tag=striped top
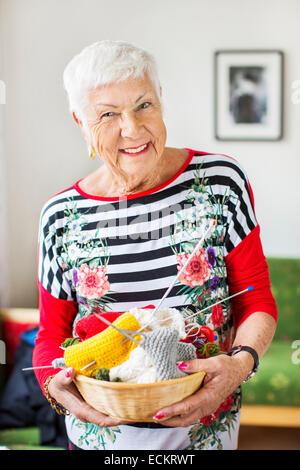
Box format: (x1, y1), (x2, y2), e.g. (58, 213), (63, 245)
(34, 149), (276, 450)
(38, 150), (256, 310)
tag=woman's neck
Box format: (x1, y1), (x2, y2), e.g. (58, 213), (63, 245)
(79, 147), (189, 197)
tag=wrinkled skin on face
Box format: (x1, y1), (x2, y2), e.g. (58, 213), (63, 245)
(75, 74), (171, 196)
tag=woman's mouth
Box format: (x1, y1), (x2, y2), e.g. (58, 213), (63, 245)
(119, 142), (150, 156)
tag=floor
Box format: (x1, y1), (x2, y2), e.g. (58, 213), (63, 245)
(238, 425), (300, 450)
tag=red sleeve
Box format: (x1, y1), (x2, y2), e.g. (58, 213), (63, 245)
(225, 224), (278, 328)
(32, 281), (78, 394)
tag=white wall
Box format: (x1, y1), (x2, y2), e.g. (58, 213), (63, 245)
(0, 91), (9, 309)
(1, 0), (300, 307)
(0, 0), (9, 307)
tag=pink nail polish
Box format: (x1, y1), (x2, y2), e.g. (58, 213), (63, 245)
(153, 412), (165, 420)
(65, 367), (73, 378)
(177, 361), (188, 370)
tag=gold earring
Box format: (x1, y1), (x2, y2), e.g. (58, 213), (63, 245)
(89, 145), (96, 160)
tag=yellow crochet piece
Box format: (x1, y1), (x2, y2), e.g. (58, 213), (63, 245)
(64, 312), (141, 376)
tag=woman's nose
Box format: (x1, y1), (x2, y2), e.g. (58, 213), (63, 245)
(120, 112), (140, 138)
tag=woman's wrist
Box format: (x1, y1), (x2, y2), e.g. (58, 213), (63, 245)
(44, 375), (70, 416)
(230, 350), (255, 383)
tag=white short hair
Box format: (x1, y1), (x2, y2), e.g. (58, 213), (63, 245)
(63, 40), (161, 127)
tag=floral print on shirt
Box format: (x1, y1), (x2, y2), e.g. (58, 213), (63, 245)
(58, 163), (241, 450)
(165, 163), (240, 449)
(169, 163), (235, 352)
(50, 197), (116, 320)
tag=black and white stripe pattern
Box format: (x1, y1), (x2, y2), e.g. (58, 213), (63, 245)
(38, 152), (257, 308)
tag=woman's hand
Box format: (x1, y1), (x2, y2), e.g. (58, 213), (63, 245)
(47, 367), (131, 427)
(153, 352), (253, 427)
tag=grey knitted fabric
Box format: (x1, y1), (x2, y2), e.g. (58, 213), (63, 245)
(176, 341), (198, 362)
(140, 327), (197, 381)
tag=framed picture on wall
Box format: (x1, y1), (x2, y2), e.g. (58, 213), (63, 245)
(214, 50), (283, 141)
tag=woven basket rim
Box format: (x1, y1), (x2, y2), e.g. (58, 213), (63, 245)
(75, 369), (206, 389)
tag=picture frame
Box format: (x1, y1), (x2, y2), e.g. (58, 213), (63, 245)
(214, 50), (283, 141)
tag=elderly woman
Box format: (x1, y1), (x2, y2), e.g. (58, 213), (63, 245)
(33, 40), (277, 451)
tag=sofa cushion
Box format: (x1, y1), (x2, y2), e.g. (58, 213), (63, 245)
(242, 341), (300, 407)
(268, 258), (300, 341)
(0, 427), (63, 450)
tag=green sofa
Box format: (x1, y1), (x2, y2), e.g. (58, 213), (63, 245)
(241, 258), (300, 426)
(0, 428), (60, 450)
(0, 258), (299, 448)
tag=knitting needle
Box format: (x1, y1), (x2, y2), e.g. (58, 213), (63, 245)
(94, 313), (142, 345)
(22, 357), (66, 371)
(148, 285), (255, 327)
(150, 222), (215, 318)
(23, 315), (143, 372)
(79, 314), (143, 371)
(123, 285), (255, 341)
(22, 365), (55, 371)
(23, 280), (253, 373)
(23, 362), (96, 372)
(122, 222), (215, 343)
(184, 286), (254, 321)
(80, 360), (98, 372)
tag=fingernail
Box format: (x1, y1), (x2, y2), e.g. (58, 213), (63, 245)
(177, 361), (188, 370)
(65, 367), (73, 378)
(153, 412), (165, 420)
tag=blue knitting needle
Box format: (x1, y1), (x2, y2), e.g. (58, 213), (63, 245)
(184, 286), (254, 321)
(133, 286), (255, 333)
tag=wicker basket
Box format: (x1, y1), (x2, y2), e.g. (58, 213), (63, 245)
(74, 370), (206, 422)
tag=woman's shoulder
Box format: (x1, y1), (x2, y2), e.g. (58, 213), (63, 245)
(188, 149), (250, 187)
(39, 183), (79, 228)
(189, 148), (240, 166)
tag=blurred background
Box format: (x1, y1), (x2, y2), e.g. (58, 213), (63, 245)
(0, 0), (299, 450)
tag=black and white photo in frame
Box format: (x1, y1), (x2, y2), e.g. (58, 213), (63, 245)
(214, 50), (283, 141)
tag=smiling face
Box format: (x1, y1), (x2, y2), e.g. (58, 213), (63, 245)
(80, 74), (167, 192)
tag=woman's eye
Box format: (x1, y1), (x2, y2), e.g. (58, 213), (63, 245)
(139, 102), (151, 110)
(100, 112), (116, 119)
